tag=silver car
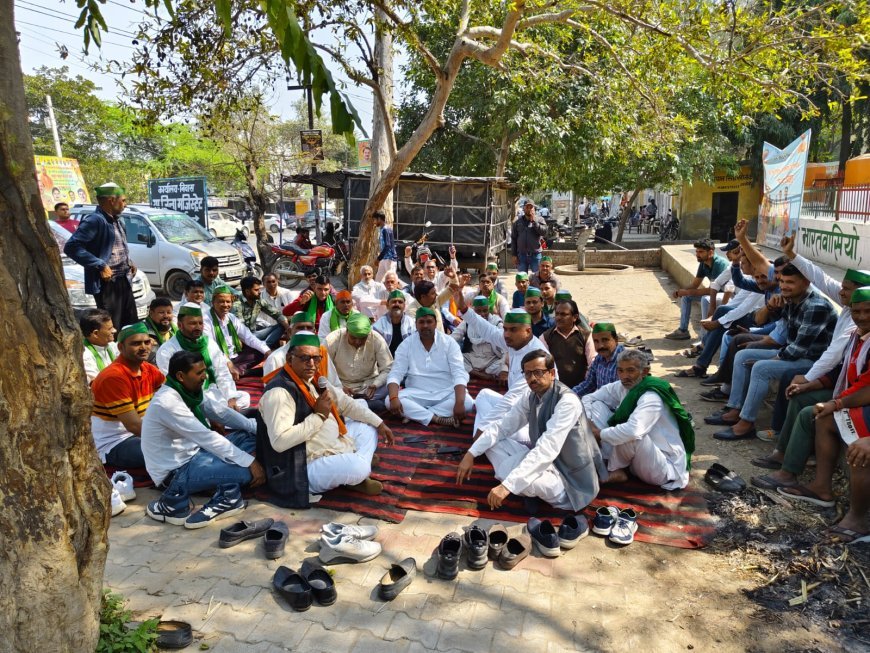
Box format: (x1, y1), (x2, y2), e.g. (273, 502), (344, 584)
(49, 220), (156, 319)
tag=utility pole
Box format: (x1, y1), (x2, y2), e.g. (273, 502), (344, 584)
(45, 94), (62, 158)
(287, 82), (322, 244)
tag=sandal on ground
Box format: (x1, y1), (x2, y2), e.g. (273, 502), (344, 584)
(750, 455), (782, 470)
(750, 474), (795, 490)
(674, 366), (707, 379)
(704, 464), (746, 493)
(825, 525), (870, 545)
(776, 485), (836, 508)
(625, 336), (644, 347)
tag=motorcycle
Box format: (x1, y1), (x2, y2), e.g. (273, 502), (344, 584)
(268, 238), (335, 288)
(660, 213), (681, 241)
(325, 225), (352, 285)
(231, 229), (263, 278)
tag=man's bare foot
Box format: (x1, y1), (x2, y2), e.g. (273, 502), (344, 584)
(604, 469), (629, 484)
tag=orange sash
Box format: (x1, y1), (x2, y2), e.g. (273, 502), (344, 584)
(281, 360), (347, 436)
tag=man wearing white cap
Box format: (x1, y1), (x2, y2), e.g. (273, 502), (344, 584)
(64, 182), (137, 330)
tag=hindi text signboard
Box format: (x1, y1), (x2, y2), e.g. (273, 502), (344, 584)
(148, 176), (208, 227)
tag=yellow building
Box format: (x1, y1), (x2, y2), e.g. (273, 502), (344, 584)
(676, 166), (762, 242)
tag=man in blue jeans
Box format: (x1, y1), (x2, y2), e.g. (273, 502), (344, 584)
(706, 263), (838, 440)
(142, 350), (266, 528)
(665, 238), (728, 341)
(511, 201), (547, 273)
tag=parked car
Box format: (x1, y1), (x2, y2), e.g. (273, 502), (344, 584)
(70, 204), (246, 299)
(208, 210), (248, 239)
(264, 212), (298, 233)
(48, 220), (155, 318)
(299, 209), (340, 229)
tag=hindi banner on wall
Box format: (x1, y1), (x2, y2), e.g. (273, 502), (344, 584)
(757, 129), (811, 249)
(35, 155), (90, 216)
(148, 176), (209, 227)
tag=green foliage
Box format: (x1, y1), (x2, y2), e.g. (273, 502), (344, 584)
(96, 590), (158, 653)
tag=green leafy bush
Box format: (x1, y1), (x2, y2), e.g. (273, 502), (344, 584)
(96, 590), (159, 653)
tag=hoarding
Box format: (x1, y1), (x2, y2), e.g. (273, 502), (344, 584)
(757, 129), (811, 249)
(35, 155), (90, 215)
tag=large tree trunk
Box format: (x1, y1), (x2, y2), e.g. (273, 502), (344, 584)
(244, 160), (272, 270)
(615, 188), (642, 243)
(0, 3), (109, 649)
(839, 94), (852, 175)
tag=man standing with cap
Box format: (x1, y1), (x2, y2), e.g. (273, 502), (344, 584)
(325, 313), (394, 411)
(511, 200), (547, 273)
(64, 182), (138, 331)
(373, 290), (416, 356)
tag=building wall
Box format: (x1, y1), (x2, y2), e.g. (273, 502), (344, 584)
(676, 167), (762, 240)
(797, 216), (866, 269)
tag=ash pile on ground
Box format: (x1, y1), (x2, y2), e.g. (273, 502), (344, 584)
(706, 476), (870, 651)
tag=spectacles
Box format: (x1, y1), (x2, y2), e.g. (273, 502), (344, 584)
(292, 354), (322, 364)
(522, 368), (550, 379)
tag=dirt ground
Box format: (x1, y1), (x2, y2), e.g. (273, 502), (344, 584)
(554, 267), (869, 653)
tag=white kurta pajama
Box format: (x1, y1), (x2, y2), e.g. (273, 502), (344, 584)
(460, 306), (550, 436)
(352, 279), (388, 320)
(581, 380), (689, 490)
(259, 379), (383, 494)
(387, 331), (473, 425)
(450, 314), (506, 376)
(469, 387), (590, 509)
(156, 335), (251, 411)
(207, 312), (270, 359)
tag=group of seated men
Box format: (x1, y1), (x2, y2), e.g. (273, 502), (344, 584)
(83, 252), (694, 530)
(669, 218), (869, 543)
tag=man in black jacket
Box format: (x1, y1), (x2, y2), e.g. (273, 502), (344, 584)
(511, 201), (547, 273)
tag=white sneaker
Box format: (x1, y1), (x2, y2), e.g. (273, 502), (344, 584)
(111, 471), (136, 502)
(111, 488), (127, 517)
(608, 509), (638, 545)
(321, 522), (379, 541)
(319, 532), (382, 564)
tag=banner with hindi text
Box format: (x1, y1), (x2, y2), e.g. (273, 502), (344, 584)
(757, 129), (811, 250)
(148, 176), (208, 227)
(35, 155), (90, 216)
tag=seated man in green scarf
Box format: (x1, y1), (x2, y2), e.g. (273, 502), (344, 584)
(208, 285), (272, 377)
(317, 289), (360, 343)
(582, 349), (693, 490)
(462, 273), (508, 319)
(325, 313), (393, 412)
(143, 298), (177, 364)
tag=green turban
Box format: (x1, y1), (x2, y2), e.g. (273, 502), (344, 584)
(525, 287), (542, 298)
(118, 322), (149, 342)
(541, 256), (553, 263)
(388, 289), (406, 301)
(178, 302), (203, 318)
(289, 331), (320, 349)
(515, 273), (529, 282)
(555, 290), (572, 301)
(851, 286), (870, 305)
(592, 322), (617, 335)
(415, 306), (437, 320)
(212, 285), (234, 298)
(94, 182), (125, 197)
(486, 263), (499, 271)
(346, 313), (372, 337)
(504, 309), (532, 324)
(472, 295), (489, 307)
(290, 311), (311, 324)
(845, 269), (870, 286)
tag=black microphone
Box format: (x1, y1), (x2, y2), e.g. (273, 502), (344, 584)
(316, 377), (329, 395)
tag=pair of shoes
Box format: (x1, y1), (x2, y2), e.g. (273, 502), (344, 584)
(665, 329), (691, 340)
(704, 410), (738, 426)
(699, 376), (723, 387)
(378, 557), (417, 600)
(219, 519), (289, 559)
(111, 471), (136, 502)
(592, 506), (639, 545)
(319, 523), (381, 564)
(704, 464), (746, 493)
(699, 388), (729, 403)
(713, 426), (756, 441)
(273, 565), (336, 611)
(111, 488), (126, 517)
(185, 484), (247, 529)
(526, 516), (589, 557)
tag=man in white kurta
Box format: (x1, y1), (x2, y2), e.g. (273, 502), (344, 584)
(387, 307), (473, 427)
(156, 303), (251, 412)
(207, 286), (271, 375)
(582, 349), (689, 490)
(325, 314), (393, 411)
(259, 332), (395, 495)
(457, 349), (603, 511)
(352, 265), (388, 319)
(317, 290), (358, 342)
(451, 296), (506, 378)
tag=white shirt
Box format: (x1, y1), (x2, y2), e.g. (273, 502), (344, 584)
(83, 341), (119, 385)
(462, 289), (510, 318)
(387, 331), (469, 393)
(353, 280), (388, 319)
(141, 384), (255, 485)
(470, 387), (583, 497)
(717, 288), (765, 327)
(317, 309), (353, 343)
(156, 335), (239, 403)
(206, 311), (270, 358)
(260, 286), (297, 326)
(709, 266), (736, 293)
(582, 380), (688, 490)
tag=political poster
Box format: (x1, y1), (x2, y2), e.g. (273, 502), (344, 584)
(757, 129), (811, 249)
(148, 176), (208, 227)
(300, 129), (324, 161)
(35, 155), (90, 216)
(357, 139), (372, 170)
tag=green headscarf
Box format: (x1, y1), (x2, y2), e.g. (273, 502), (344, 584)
(346, 312), (372, 337)
(210, 308), (241, 357)
(175, 331), (216, 387)
(164, 376), (209, 429)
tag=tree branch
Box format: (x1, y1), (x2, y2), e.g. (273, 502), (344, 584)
(368, 0), (442, 77)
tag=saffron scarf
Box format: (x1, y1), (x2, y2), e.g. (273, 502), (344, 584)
(281, 360), (347, 436)
(175, 332), (216, 387)
(145, 317), (177, 344)
(83, 339), (115, 372)
(607, 376), (695, 469)
(164, 376), (209, 429)
(303, 293), (334, 326)
(210, 309), (242, 356)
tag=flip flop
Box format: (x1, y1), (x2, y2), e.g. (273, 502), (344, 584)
(777, 485), (836, 508)
(675, 367), (707, 378)
(750, 455), (782, 470)
(825, 525), (870, 545)
(750, 474), (796, 490)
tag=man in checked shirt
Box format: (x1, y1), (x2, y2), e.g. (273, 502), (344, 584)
(709, 263), (838, 441)
(572, 323), (625, 397)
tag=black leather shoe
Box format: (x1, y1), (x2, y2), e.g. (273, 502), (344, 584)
(436, 532), (463, 580)
(378, 557), (417, 600)
(306, 567), (337, 606)
(713, 426), (756, 441)
(704, 412), (739, 426)
(273, 566), (313, 611)
(219, 518), (274, 548)
(487, 524), (509, 560)
(264, 521), (290, 559)
(462, 526), (489, 570)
